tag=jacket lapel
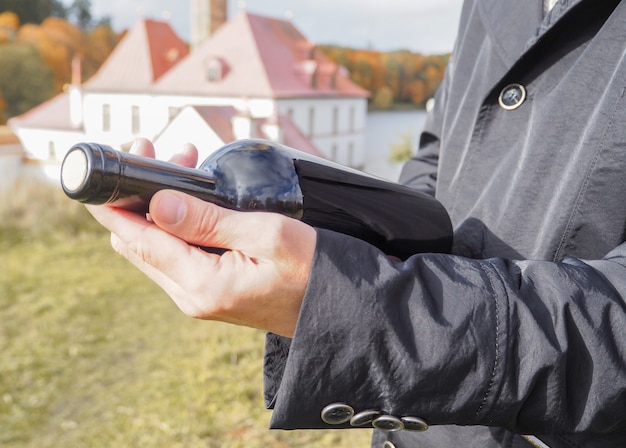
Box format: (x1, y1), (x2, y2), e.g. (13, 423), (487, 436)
(476, 0), (592, 76)
(523, 0), (586, 52)
(476, 0), (543, 68)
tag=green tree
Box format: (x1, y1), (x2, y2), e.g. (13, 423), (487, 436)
(69, 0), (92, 30)
(373, 85), (394, 110)
(0, 0), (66, 24)
(388, 131), (415, 163)
(0, 42), (53, 119)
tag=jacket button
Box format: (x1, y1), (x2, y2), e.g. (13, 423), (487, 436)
(350, 409), (382, 427)
(372, 415), (405, 432)
(401, 416), (429, 432)
(498, 83), (526, 110)
(321, 403), (354, 425)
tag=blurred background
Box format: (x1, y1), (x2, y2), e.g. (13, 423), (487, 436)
(0, 0), (462, 446)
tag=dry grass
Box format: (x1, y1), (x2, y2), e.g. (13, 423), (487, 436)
(0, 182), (372, 447)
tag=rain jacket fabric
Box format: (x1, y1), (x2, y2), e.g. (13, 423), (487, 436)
(264, 0), (626, 446)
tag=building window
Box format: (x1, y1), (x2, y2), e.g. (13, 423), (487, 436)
(331, 144), (338, 162)
(48, 141), (55, 160)
(207, 60), (221, 81)
(132, 106), (140, 134)
(332, 106), (339, 135)
(308, 107), (315, 137)
(205, 57), (229, 82)
(102, 104), (111, 132)
(349, 106), (355, 133)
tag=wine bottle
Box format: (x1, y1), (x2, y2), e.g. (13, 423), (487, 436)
(60, 139), (452, 259)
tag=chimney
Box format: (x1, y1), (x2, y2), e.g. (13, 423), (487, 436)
(69, 55), (83, 128)
(191, 0), (228, 49)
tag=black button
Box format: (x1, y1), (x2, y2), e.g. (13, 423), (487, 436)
(350, 410), (382, 427)
(372, 415), (405, 432)
(321, 403), (354, 425)
(498, 83), (526, 110)
(401, 416), (429, 432)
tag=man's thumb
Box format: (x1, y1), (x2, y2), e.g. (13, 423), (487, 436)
(149, 190), (234, 248)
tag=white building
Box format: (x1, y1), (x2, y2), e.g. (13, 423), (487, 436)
(9, 10), (369, 174)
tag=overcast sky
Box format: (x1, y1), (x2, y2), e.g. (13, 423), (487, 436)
(75, 0), (464, 54)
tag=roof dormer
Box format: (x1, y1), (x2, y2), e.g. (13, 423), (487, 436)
(204, 56), (230, 82)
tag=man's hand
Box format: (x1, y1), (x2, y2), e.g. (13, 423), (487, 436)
(86, 139), (317, 337)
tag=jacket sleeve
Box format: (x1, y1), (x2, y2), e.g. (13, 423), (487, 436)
(264, 228), (626, 435)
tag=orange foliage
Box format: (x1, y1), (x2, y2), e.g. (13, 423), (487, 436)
(0, 11), (19, 44)
(83, 25), (122, 80)
(0, 14), (121, 120)
(17, 18), (85, 93)
(0, 88), (7, 124)
(0, 11), (19, 31)
(320, 45), (450, 108)
(12, 17), (122, 95)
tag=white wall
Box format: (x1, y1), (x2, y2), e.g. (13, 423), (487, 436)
(277, 97), (367, 168)
(13, 127), (86, 162)
(82, 92), (276, 146)
(153, 107), (228, 162)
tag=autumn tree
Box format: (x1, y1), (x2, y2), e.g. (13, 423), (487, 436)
(81, 24), (119, 78)
(0, 42), (53, 121)
(320, 45), (449, 109)
(67, 0), (93, 30)
(0, 0), (66, 24)
(373, 85), (394, 110)
(0, 88), (8, 123)
(0, 0), (119, 122)
(0, 11), (18, 43)
(17, 18), (84, 93)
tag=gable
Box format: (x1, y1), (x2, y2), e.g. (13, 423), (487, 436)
(154, 12), (369, 99)
(85, 19), (188, 92)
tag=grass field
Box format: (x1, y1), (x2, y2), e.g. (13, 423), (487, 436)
(0, 180), (372, 447)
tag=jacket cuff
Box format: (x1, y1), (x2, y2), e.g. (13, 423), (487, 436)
(262, 228), (506, 431)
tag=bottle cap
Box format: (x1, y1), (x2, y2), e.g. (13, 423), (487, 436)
(61, 148), (89, 192)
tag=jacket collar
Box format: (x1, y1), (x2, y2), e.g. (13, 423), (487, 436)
(524, 0), (586, 51)
(476, 0), (586, 71)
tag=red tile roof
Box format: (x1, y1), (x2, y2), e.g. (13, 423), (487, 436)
(85, 19), (188, 92)
(155, 12), (369, 98)
(8, 91), (72, 129)
(10, 13), (366, 141)
(185, 105), (324, 157)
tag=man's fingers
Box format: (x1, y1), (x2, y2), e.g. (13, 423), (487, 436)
(129, 137), (155, 158)
(148, 190), (271, 251)
(168, 143), (199, 168)
(129, 138), (199, 169)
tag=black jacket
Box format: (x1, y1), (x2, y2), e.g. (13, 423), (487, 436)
(264, 0), (626, 446)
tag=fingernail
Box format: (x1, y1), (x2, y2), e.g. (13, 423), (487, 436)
(183, 143), (194, 154)
(155, 192), (185, 225)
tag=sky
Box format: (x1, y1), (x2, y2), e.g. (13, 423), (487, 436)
(72, 0), (465, 54)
